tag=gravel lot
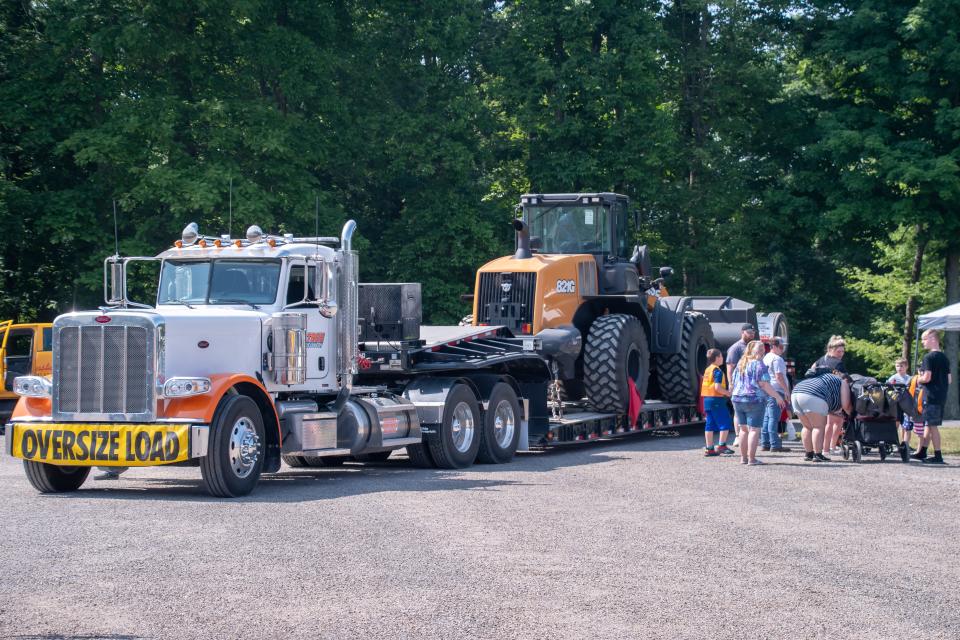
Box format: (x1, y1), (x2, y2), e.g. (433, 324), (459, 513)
(2, 428), (959, 640)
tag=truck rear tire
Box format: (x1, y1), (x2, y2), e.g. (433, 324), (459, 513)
(584, 314), (650, 413)
(23, 461), (90, 493)
(200, 395), (265, 497)
(657, 312), (714, 404)
(428, 383), (481, 469)
(476, 383), (521, 464)
(282, 455), (308, 468)
(405, 443), (436, 468)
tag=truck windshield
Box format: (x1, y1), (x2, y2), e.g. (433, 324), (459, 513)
(527, 205), (609, 254)
(158, 260), (281, 306)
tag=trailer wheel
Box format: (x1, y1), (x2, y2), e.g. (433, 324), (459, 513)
(656, 312), (714, 404)
(200, 395), (265, 497)
(428, 384), (481, 469)
(353, 451), (392, 463)
(23, 461), (90, 493)
(406, 443), (436, 468)
(584, 314), (650, 413)
(477, 383), (521, 464)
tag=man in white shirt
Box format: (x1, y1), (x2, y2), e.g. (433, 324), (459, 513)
(761, 337), (791, 451)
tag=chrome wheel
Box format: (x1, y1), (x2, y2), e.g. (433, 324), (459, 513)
(229, 417), (262, 478)
(492, 399), (516, 449)
(451, 401), (475, 454)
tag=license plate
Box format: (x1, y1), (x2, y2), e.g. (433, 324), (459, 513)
(9, 423), (191, 467)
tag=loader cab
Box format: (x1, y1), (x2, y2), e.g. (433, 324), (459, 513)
(521, 193), (638, 295)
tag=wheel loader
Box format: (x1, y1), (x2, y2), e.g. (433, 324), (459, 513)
(471, 193), (788, 411)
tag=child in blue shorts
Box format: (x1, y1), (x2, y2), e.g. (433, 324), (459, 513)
(701, 348), (734, 456)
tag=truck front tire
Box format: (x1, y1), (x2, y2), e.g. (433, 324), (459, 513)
(584, 314), (650, 413)
(201, 395), (265, 497)
(23, 461), (90, 493)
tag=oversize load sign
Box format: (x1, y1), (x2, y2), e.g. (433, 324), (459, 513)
(10, 424), (190, 467)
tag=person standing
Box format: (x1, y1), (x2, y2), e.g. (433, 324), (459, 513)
(791, 372), (852, 462)
(887, 358), (914, 450)
(727, 323), (756, 447)
(761, 337), (791, 452)
(732, 340), (786, 465)
(911, 330), (952, 464)
(701, 349), (735, 456)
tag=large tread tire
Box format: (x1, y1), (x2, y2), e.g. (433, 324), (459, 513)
(200, 395), (266, 497)
(656, 312), (715, 404)
(428, 384), (482, 469)
(406, 443), (437, 468)
(23, 461), (90, 493)
(476, 383), (521, 464)
(352, 451), (392, 463)
(584, 314), (650, 413)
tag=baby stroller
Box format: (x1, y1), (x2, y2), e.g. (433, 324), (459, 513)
(841, 375), (911, 463)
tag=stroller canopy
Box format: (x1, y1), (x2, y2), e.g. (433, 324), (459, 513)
(918, 302), (960, 331)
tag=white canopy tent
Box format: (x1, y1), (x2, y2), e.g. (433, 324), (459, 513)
(918, 302), (960, 331)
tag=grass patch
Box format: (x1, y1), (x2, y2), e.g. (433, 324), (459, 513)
(902, 426), (960, 455)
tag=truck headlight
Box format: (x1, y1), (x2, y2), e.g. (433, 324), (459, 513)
(163, 377), (212, 398)
(13, 376), (52, 398)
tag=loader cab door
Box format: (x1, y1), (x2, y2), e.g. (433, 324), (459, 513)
(599, 199), (641, 295)
(2, 328), (34, 391)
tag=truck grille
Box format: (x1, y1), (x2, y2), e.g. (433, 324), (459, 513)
(54, 321), (155, 420)
(477, 272), (536, 334)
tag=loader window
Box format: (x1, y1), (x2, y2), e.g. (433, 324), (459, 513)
(527, 205), (610, 255)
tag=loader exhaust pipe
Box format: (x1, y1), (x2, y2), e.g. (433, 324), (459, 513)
(513, 219), (532, 260)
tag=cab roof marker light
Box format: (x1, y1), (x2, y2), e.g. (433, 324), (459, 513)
(582, 197), (589, 203)
(591, 197), (600, 203)
(181, 222), (200, 246)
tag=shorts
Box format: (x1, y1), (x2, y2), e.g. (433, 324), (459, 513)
(732, 400), (765, 429)
(703, 397), (733, 433)
(922, 402), (944, 428)
(901, 414), (913, 431)
(791, 393), (829, 417)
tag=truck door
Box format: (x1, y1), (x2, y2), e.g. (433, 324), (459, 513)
(285, 261), (336, 389)
(2, 328), (34, 391)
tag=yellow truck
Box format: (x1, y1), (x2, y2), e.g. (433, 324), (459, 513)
(1, 321), (53, 424)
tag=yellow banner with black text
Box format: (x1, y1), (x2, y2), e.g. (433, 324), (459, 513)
(10, 423), (191, 466)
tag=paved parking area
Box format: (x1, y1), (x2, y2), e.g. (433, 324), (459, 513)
(2, 429), (959, 640)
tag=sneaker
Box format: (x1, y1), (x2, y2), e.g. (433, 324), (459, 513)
(716, 445), (736, 455)
(770, 446), (791, 453)
(748, 459), (765, 465)
(704, 448), (720, 457)
(831, 447), (843, 455)
(911, 451), (928, 461)
(921, 456), (946, 465)
(814, 453), (832, 462)
(760, 446), (771, 451)
(740, 459), (749, 465)
(804, 452), (815, 462)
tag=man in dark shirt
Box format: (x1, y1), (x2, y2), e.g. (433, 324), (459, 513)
(912, 329), (952, 464)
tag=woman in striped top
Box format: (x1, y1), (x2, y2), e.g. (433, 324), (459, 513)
(791, 372), (852, 462)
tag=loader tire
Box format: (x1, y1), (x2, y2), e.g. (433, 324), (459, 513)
(584, 314), (650, 413)
(656, 312), (714, 404)
(23, 461), (90, 493)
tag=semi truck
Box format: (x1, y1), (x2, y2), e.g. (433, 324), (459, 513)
(4, 194), (784, 497)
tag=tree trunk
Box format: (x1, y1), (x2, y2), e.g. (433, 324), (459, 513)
(902, 224), (928, 365)
(945, 245), (959, 419)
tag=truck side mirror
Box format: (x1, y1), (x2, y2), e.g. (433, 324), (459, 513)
(318, 261), (338, 318)
(106, 258), (125, 304)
